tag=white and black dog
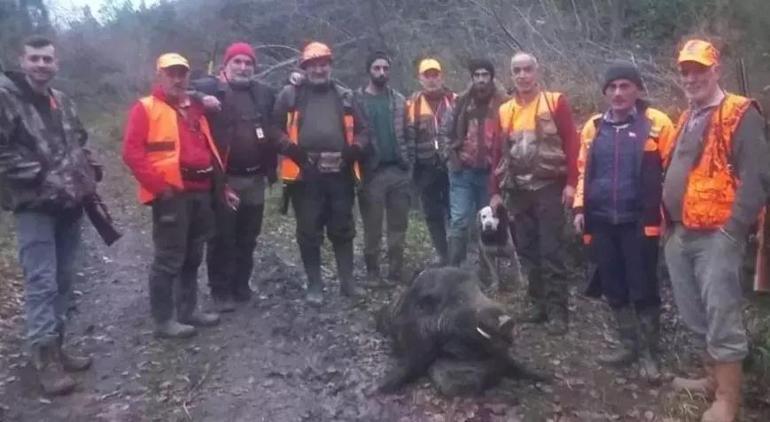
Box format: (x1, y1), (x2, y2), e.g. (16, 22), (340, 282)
(477, 205), (523, 292)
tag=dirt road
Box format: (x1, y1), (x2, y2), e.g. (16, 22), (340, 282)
(0, 128), (767, 422)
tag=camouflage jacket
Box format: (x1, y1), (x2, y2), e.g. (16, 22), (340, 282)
(0, 72), (97, 212)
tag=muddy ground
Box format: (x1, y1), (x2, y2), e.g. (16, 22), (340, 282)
(0, 124), (768, 422)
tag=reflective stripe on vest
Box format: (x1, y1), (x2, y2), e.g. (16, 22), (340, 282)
(137, 96), (221, 204)
(669, 93), (754, 229)
(280, 109), (358, 182)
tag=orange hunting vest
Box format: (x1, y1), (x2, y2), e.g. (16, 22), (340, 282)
(280, 109), (358, 182)
(665, 93), (757, 229)
(137, 96), (222, 204)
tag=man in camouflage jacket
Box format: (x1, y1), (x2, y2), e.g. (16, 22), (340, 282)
(0, 36), (98, 395)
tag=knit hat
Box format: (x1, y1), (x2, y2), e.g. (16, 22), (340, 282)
(468, 58), (495, 79)
(603, 60), (644, 93)
(223, 42), (256, 65)
(366, 50), (391, 72)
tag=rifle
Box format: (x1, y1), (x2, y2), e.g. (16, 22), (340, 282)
(84, 193), (122, 246)
(739, 58), (770, 293)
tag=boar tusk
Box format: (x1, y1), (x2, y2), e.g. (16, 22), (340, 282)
(476, 326), (492, 339)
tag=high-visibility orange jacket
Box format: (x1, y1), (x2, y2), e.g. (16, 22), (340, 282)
(132, 95), (222, 204)
(662, 93), (757, 229)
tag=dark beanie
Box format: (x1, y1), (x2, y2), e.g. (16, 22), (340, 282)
(366, 50), (391, 71)
(603, 60), (644, 93)
(468, 58), (495, 79)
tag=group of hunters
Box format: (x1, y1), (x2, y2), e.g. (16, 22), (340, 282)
(1, 33), (767, 422)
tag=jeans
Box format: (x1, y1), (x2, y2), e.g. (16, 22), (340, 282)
(448, 168), (490, 240)
(15, 208), (83, 348)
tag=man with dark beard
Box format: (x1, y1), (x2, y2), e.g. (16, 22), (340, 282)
(191, 42), (305, 311)
(406, 59), (456, 266)
(439, 59), (507, 266)
(356, 51), (411, 284)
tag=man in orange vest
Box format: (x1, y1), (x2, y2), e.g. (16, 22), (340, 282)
(405, 58), (456, 266)
(489, 52), (579, 334)
(273, 42), (369, 305)
(662, 40), (770, 422)
(123, 53), (227, 339)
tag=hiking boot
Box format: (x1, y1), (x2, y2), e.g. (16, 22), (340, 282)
(232, 287), (253, 303)
(213, 296), (236, 313)
(154, 320), (197, 339)
(31, 343), (77, 396)
(637, 306), (661, 382)
(597, 307), (638, 367)
(701, 362), (742, 422)
(546, 303), (569, 335)
(306, 280), (324, 306)
(447, 236), (467, 267)
(545, 317), (568, 335)
(180, 311), (220, 327)
(518, 303), (548, 324)
(57, 333), (92, 372)
(335, 241), (363, 299)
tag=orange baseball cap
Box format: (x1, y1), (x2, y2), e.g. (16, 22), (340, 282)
(156, 53), (190, 71)
(419, 58), (442, 74)
(677, 39), (720, 67)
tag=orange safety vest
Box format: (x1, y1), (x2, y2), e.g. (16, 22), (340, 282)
(136, 96), (222, 204)
(280, 109), (359, 182)
(665, 93), (757, 230)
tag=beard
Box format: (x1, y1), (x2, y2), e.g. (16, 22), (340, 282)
(472, 82), (493, 100)
(371, 76), (388, 88)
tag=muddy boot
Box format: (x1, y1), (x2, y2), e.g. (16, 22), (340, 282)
(31, 343), (77, 396)
(545, 305), (568, 336)
(334, 241), (363, 298)
(701, 362), (742, 422)
(447, 236), (467, 267)
(57, 332), (92, 372)
(212, 295), (236, 313)
(596, 307), (638, 366)
(300, 244), (324, 306)
(232, 285), (253, 303)
(673, 356), (716, 396)
(179, 310), (220, 327)
(365, 254), (381, 285)
(387, 250), (403, 283)
(637, 306), (661, 382)
(154, 320), (197, 339)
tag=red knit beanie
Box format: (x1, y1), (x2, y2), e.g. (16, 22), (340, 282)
(223, 42), (256, 65)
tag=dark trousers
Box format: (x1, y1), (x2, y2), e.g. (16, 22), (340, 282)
(360, 165), (411, 269)
(506, 182), (569, 314)
(414, 163), (449, 259)
(291, 172), (356, 248)
(591, 221), (660, 310)
(149, 191), (214, 323)
(290, 172), (356, 285)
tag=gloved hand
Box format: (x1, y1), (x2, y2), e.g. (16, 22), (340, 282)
(284, 143), (308, 167)
(341, 144), (364, 164)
